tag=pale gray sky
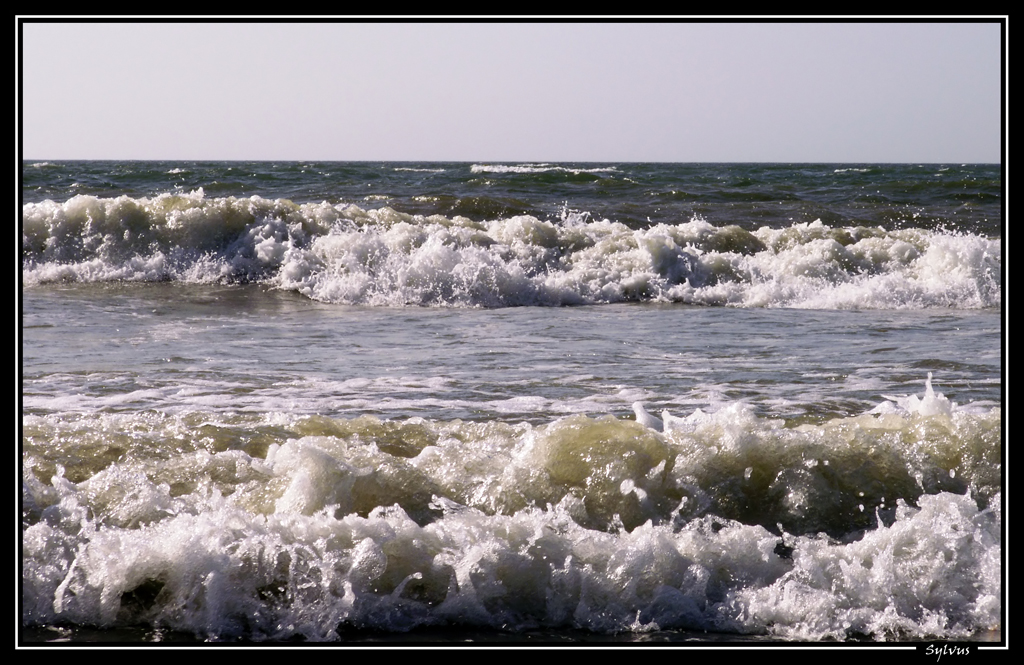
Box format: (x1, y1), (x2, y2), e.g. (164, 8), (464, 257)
(19, 21), (1003, 162)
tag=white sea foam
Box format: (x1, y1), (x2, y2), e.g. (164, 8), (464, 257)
(22, 195), (1000, 310)
(470, 163), (619, 174)
(22, 360), (1001, 642)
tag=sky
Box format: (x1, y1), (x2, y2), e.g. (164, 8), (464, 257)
(19, 21), (1004, 162)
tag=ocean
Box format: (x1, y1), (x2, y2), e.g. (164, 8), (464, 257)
(20, 161), (1003, 644)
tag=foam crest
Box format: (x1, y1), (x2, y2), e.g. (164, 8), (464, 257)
(470, 163), (618, 174)
(22, 390), (1000, 640)
(874, 372), (956, 417)
(22, 484), (998, 640)
(24, 197), (1000, 309)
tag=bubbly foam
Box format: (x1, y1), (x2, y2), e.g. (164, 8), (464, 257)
(22, 387), (1000, 641)
(22, 194), (1001, 310)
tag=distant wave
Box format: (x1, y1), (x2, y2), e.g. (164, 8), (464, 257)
(471, 163), (619, 175)
(22, 190), (1001, 310)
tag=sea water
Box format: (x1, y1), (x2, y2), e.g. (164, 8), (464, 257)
(20, 162), (1002, 643)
